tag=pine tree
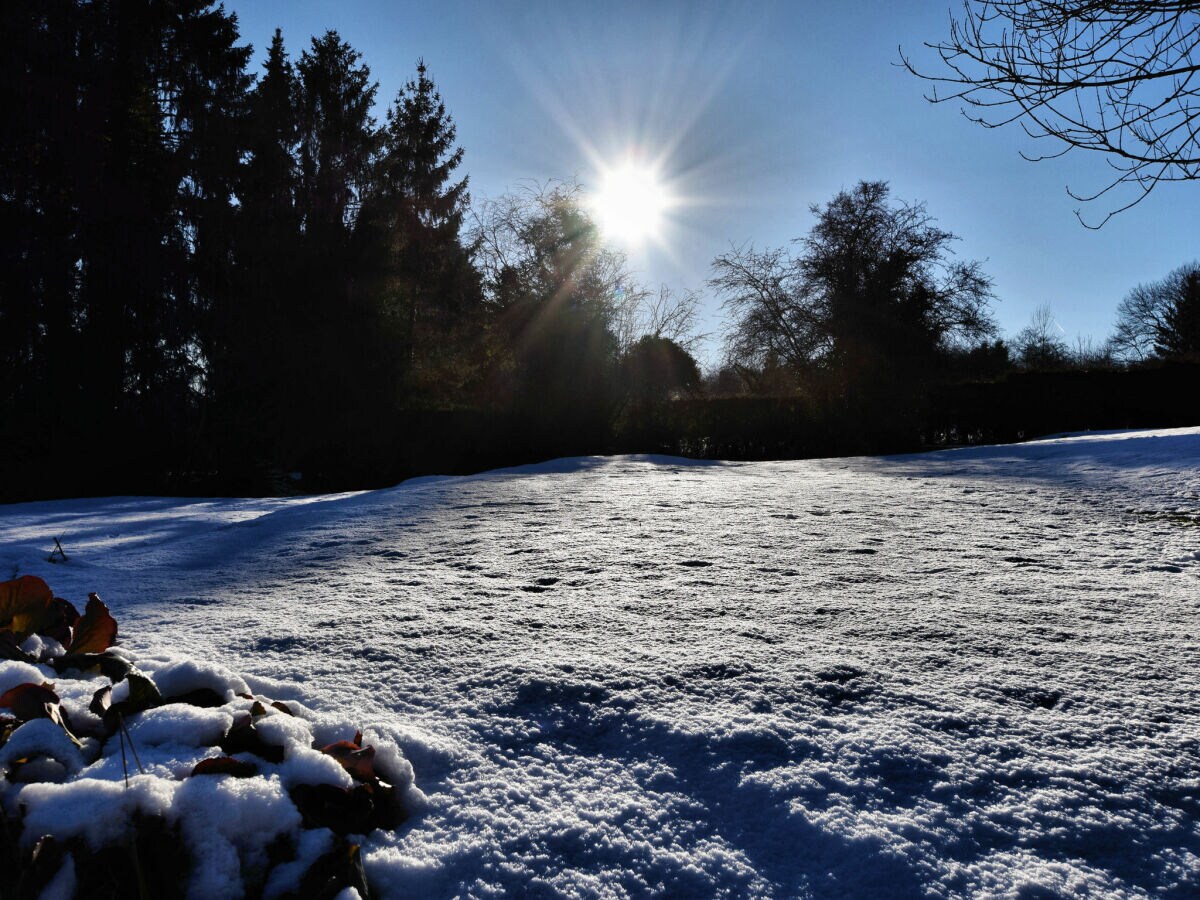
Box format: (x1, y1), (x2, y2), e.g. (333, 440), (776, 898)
(1, 0), (251, 487)
(292, 31), (382, 472)
(367, 60), (480, 404)
(210, 27), (301, 467)
(1156, 269), (1200, 361)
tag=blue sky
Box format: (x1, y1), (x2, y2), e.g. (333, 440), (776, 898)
(226, 0), (1196, 365)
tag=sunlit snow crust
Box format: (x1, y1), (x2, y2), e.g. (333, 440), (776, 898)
(2, 428), (1198, 897)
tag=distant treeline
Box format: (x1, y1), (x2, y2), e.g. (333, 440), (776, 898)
(2, 3), (1198, 502)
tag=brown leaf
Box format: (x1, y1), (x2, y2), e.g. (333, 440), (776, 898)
(162, 688), (224, 708)
(0, 682), (82, 747)
(270, 700), (294, 716)
(0, 629), (36, 664)
(220, 716), (285, 763)
(0, 682), (60, 721)
(68, 594), (117, 654)
(191, 756), (258, 778)
(90, 685), (112, 717)
(0, 577), (74, 643)
(321, 741), (376, 782)
(367, 780), (409, 831)
(0, 576), (52, 638)
(53, 651), (132, 682)
(39, 597), (80, 647)
(295, 837), (371, 897)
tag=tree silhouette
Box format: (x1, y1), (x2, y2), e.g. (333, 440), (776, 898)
(471, 181), (633, 447)
(209, 27), (303, 467)
(365, 60), (480, 403)
(1111, 262), (1200, 360)
(1013, 305), (1071, 369)
(292, 30), (383, 471)
(1, 0), (250, 481)
(713, 181), (996, 404)
(904, 1), (1200, 225)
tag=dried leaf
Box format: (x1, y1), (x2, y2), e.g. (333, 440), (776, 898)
(0, 576), (52, 640)
(162, 688), (224, 708)
(191, 756), (258, 778)
(366, 780), (409, 831)
(0, 629), (36, 664)
(38, 597), (80, 647)
(294, 837), (371, 898)
(90, 685), (112, 717)
(289, 784), (374, 835)
(68, 594), (117, 655)
(250, 701), (268, 717)
(0, 682), (60, 721)
(53, 651), (132, 682)
(101, 671), (162, 733)
(270, 700), (294, 716)
(0, 682), (82, 747)
(120, 671), (162, 713)
(220, 716), (285, 763)
(321, 741), (376, 782)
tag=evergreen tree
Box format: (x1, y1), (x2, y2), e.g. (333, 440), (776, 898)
(292, 31), (382, 473)
(1156, 269), (1200, 361)
(367, 60), (480, 403)
(296, 31), (379, 238)
(0, 0), (250, 488)
(210, 28), (302, 469)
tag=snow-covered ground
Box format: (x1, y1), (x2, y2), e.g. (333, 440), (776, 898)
(2, 428), (1199, 898)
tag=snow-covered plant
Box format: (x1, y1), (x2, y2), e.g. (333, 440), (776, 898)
(0, 577), (419, 898)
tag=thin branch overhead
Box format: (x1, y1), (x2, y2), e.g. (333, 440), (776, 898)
(900, 1), (1200, 226)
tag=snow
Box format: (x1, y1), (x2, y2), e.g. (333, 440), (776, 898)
(0, 660), (50, 696)
(172, 774), (302, 899)
(2, 427), (1199, 897)
(123, 704), (235, 747)
(145, 656), (250, 702)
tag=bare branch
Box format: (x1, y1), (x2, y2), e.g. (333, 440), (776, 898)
(902, 1), (1200, 221)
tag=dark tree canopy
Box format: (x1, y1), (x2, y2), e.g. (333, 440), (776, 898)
(712, 181), (997, 401)
(365, 60), (481, 402)
(904, 1), (1200, 225)
(471, 181), (635, 444)
(1, 0), (250, 454)
(1111, 261), (1200, 360)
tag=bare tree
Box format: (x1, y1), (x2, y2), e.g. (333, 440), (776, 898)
(711, 244), (830, 375)
(1072, 333), (1116, 368)
(902, 2), (1200, 226)
(1013, 304), (1071, 368)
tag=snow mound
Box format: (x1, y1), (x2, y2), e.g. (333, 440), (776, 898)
(1, 640), (421, 898)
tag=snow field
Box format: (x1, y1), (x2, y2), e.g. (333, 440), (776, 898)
(1, 428), (1198, 897)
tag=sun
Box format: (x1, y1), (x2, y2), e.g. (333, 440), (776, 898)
(591, 163), (671, 246)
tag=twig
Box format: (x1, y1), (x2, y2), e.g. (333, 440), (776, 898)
(117, 712), (145, 774)
(117, 722), (129, 789)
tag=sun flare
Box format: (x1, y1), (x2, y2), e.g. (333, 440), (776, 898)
(591, 163), (671, 245)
